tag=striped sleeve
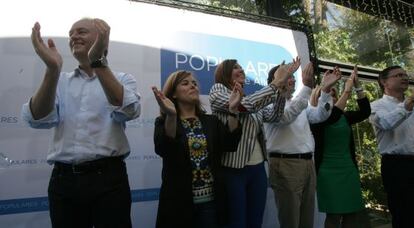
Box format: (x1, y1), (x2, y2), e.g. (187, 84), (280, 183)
(261, 93), (286, 123)
(209, 83), (282, 114)
(209, 83), (277, 168)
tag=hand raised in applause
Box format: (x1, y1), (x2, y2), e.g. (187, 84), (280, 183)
(88, 19), (110, 62)
(321, 66), (341, 93)
(152, 86), (177, 116)
(31, 22), (63, 74)
(271, 56), (301, 91)
(229, 81), (243, 113)
(302, 62), (315, 88)
(351, 65), (360, 88)
(344, 70), (355, 93)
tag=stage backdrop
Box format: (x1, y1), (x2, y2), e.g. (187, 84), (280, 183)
(0, 0), (323, 227)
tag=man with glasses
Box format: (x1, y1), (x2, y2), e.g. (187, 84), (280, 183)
(369, 66), (414, 228)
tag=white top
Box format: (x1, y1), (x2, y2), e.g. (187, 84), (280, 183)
(21, 68), (141, 164)
(369, 94), (414, 155)
(264, 86), (332, 154)
(246, 137), (265, 165)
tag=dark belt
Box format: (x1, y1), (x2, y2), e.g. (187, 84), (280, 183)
(269, 152), (313, 160)
(54, 156), (124, 175)
(382, 154), (414, 160)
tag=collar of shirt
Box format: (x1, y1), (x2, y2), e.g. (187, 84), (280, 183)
(383, 94), (404, 104)
(73, 67), (97, 80)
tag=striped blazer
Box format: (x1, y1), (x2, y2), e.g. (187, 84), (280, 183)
(209, 83), (286, 168)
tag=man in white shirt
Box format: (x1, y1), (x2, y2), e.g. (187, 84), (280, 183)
(21, 18), (141, 228)
(264, 63), (339, 228)
(369, 65), (414, 228)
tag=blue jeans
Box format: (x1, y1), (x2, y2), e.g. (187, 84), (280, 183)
(193, 200), (221, 228)
(223, 162), (267, 228)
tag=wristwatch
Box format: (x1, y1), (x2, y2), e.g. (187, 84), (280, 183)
(90, 56), (108, 68)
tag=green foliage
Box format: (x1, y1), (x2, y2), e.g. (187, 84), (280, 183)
(314, 29), (357, 63)
(349, 83), (387, 210)
(339, 10), (413, 70)
(184, 0), (260, 13)
(279, 0), (312, 25)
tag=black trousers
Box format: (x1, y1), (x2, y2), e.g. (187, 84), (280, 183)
(381, 155), (414, 228)
(48, 157), (132, 228)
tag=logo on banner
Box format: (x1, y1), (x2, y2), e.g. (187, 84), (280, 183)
(0, 116), (18, 124)
(160, 32), (294, 95)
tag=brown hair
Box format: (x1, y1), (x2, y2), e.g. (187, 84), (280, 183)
(214, 59), (238, 90)
(161, 70), (205, 117)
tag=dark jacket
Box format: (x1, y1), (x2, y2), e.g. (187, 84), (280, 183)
(311, 97), (371, 173)
(153, 114), (242, 228)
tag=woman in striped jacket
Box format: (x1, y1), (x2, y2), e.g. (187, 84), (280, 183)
(209, 58), (299, 228)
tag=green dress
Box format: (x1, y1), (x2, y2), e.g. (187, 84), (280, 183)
(316, 115), (364, 213)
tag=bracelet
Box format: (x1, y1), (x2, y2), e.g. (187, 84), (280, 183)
(354, 87), (363, 92)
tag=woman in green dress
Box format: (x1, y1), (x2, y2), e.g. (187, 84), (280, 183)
(311, 66), (371, 228)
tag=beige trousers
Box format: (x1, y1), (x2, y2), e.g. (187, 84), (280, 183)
(269, 157), (316, 228)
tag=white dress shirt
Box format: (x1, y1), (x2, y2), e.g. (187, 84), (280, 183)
(369, 94), (414, 155)
(264, 86), (332, 154)
(21, 68), (141, 164)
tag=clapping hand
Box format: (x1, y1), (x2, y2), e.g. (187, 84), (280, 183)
(302, 62), (315, 88)
(88, 19), (110, 62)
(344, 72), (355, 93)
(229, 81), (243, 113)
(271, 56), (301, 90)
(288, 56), (301, 75)
(345, 66), (359, 93)
(152, 86), (177, 116)
(31, 22), (62, 73)
(321, 66), (341, 92)
(351, 65), (360, 88)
